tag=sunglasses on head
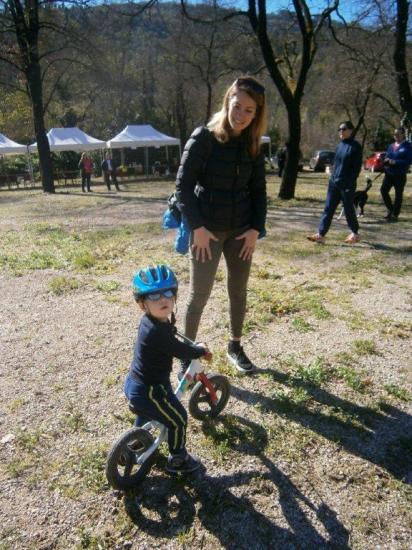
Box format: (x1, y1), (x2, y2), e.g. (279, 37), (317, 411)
(145, 289), (175, 301)
(235, 78), (265, 95)
(338, 126), (349, 131)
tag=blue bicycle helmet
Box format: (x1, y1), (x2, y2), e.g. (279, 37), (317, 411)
(132, 264), (178, 300)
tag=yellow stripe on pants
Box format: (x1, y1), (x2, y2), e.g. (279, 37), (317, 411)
(149, 386), (184, 451)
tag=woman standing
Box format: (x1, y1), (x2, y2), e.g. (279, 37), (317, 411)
(78, 152), (94, 192)
(175, 76), (267, 374)
(381, 127), (412, 221)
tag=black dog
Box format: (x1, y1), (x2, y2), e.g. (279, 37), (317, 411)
(337, 178), (372, 220)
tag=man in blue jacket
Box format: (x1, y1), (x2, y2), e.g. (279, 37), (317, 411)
(381, 127), (412, 221)
(308, 120), (362, 244)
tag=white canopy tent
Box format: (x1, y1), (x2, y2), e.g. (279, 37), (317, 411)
(107, 125), (181, 175)
(29, 127), (105, 152)
(0, 133), (27, 155)
(0, 133), (34, 186)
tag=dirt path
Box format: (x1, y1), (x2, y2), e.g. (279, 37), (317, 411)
(0, 178), (411, 549)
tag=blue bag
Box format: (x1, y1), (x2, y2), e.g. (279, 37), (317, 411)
(162, 208), (180, 229)
(175, 216), (190, 255)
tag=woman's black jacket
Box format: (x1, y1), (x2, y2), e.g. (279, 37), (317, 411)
(175, 127), (266, 233)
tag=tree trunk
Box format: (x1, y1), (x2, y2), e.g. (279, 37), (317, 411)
(205, 80), (212, 125)
(27, 66), (54, 193)
(175, 82), (188, 146)
(279, 102), (301, 199)
(10, 0), (55, 193)
(394, 0), (412, 124)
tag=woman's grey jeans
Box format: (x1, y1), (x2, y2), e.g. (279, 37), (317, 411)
(183, 227), (252, 341)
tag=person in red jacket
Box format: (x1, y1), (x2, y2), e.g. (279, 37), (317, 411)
(78, 152), (94, 192)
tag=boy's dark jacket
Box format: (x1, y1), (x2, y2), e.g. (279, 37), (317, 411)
(175, 126), (266, 233)
(130, 314), (205, 385)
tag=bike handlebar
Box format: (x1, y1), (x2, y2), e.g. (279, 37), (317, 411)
(176, 331), (196, 345)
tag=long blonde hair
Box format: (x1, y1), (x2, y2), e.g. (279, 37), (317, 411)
(207, 76), (267, 158)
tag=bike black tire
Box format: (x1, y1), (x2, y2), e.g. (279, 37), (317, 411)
(188, 373), (231, 420)
(105, 427), (156, 491)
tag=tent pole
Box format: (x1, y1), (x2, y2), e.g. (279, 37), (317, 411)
(145, 147), (149, 176)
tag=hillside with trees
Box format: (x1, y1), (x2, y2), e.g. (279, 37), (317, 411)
(0, 0), (410, 193)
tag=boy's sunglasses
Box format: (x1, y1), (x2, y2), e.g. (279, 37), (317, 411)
(235, 78), (265, 95)
(145, 289), (175, 301)
(338, 126), (349, 131)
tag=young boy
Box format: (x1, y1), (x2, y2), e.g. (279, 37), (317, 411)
(124, 264), (212, 473)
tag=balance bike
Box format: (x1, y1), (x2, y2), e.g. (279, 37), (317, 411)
(106, 335), (230, 490)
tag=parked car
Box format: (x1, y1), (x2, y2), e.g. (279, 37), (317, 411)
(364, 151), (386, 172)
(309, 150), (335, 172)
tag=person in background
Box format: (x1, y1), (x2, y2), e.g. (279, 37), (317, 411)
(101, 151), (120, 191)
(307, 120), (362, 244)
(175, 75), (267, 375)
(78, 152), (94, 192)
(380, 127), (412, 222)
(277, 147), (286, 177)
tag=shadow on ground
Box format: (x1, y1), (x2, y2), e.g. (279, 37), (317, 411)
(233, 369), (412, 483)
(123, 415), (350, 549)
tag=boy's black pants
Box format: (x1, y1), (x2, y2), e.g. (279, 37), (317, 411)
(124, 374), (187, 456)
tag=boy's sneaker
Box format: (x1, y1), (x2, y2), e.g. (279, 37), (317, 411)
(166, 453), (201, 474)
(227, 344), (255, 373)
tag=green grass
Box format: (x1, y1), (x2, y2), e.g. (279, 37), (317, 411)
(176, 527), (196, 545)
(336, 365), (370, 393)
(69, 445), (107, 494)
(8, 397), (27, 412)
(0, 223), (143, 275)
(75, 529), (112, 549)
(245, 280), (332, 333)
(15, 428), (43, 451)
(291, 316), (314, 332)
(384, 384), (411, 402)
(352, 339), (378, 356)
(296, 356), (331, 386)
(5, 457), (35, 478)
(334, 351), (357, 367)
(269, 386), (311, 412)
(380, 319), (412, 339)
(48, 275), (79, 295)
(95, 280), (121, 293)
(200, 415), (267, 461)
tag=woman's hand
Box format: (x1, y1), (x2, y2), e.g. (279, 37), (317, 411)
(235, 228), (259, 260)
(192, 226), (218, 262)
